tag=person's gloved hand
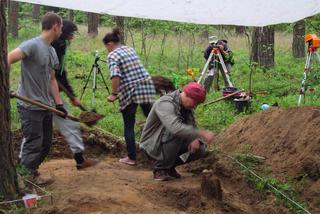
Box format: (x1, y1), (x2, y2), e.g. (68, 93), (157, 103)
(56, 104), (68, 118)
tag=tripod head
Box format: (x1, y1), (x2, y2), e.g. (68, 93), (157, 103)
(94, 50), (101, 64)
(305, 34), (320, 51)
(93, 50), (107, 64)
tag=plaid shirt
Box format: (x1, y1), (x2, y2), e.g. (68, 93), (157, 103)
(108, 46), (155, 110)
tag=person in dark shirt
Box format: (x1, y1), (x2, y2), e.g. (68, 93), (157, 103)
(52, 20), (98, 170)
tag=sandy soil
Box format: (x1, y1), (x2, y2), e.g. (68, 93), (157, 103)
(218, 106), (320, 213)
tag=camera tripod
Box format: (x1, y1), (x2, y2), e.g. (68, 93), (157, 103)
(80, 51), (111, 112)
(298, 34), (320, 105)
(198, 45), (233, 92)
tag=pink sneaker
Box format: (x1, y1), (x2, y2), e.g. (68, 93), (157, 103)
(119, 156), (136, 165)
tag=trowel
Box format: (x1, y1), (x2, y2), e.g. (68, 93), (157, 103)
(179, 151), (190, 163)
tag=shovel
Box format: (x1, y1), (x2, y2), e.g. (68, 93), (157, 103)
(10, 93), (103, 126)
(57, 81), (87, 111)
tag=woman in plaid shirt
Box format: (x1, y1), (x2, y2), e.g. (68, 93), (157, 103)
(103, 28), (156, 166)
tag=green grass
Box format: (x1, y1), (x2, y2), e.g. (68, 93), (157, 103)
(235, 154), (309, 214)
(8, 23), (320, 138)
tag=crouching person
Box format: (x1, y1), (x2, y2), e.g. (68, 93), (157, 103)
(140, 82), (215, 181)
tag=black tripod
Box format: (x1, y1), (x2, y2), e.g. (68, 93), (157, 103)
(80, 50), (110, 112)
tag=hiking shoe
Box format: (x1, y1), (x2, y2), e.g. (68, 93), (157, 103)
(77, 159), (99, 170)
(167, 168), (181, 179)
(153, 170), (170, 181)
(119, 156), (136, 165)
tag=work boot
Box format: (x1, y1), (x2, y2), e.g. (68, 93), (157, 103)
(167, 168), (181, 179)
(153, 170), (170, 181)
(77, 159), (99, 170)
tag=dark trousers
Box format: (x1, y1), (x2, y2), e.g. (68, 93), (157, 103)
(18, 106), (53, 175)
(121, 103), (152, 160)
(154, 139), (206, 170)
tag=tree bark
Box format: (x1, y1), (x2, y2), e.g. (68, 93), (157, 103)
(0, 0), (17, 200)
(292, 19), (306, 58)
(68, 10), (74, 21)
(250, 26), (275, 69)
(32, 4), (40, 23)
(87, 13), (99, 37)
(235, 26), (245, 35)
(8, 0), (19, 38)
(250, 27), (259, 64)
(113, 16), (125, 44)
(259, 26), (274, 69)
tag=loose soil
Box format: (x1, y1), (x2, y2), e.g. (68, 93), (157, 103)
(79, 111), (105, 126)
(218, 106), (320, 213)
(11, 127), (290, 213)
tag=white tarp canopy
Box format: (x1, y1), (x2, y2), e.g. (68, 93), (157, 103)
(14, 0), (320, 26)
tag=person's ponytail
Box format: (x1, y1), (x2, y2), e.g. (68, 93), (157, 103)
(102, 27), (121, 44)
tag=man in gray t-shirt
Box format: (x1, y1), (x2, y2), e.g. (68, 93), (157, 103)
(17, 36), (59, 109)
(8, 12), (66, 185)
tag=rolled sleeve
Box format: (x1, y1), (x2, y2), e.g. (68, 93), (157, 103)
(108, 56), (122, 78)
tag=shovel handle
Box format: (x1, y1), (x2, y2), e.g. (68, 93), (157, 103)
(57, 81), (88, 111)
(10, 93), (79, 122)
(203, 90), (243, 106)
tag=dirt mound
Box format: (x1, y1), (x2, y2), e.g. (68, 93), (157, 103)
(217, 106), (320, 213)
(12, 127), (125, 161)
(151, 75), (176, 95)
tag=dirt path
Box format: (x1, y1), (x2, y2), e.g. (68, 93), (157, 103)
(11, 128), (291, 213)
(34, 155), (288, 214)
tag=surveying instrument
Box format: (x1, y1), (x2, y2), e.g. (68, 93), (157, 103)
(80, 50), (111, 112)
(298, 34), (320, 105)
(198, 36), (234, 92)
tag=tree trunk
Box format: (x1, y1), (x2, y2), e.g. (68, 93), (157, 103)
(259, 26), (274, 69)
(32, 4), (40, 23)
(250, 27), (259, 64)
(0, 0), (17, 200)
(292, 19), (305, 58)
(113, 16), (125, 44)
(8, 0), (19, 38)
(235, 26), (245, 35)
(250, 26), (275, 69)
(68, 10), (74, 21)
(87, 13), (99, 37)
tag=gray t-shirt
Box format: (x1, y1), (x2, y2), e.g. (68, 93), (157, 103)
(17, 36), (59, 110)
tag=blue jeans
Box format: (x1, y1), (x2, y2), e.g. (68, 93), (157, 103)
(121, 103), (152, 160)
